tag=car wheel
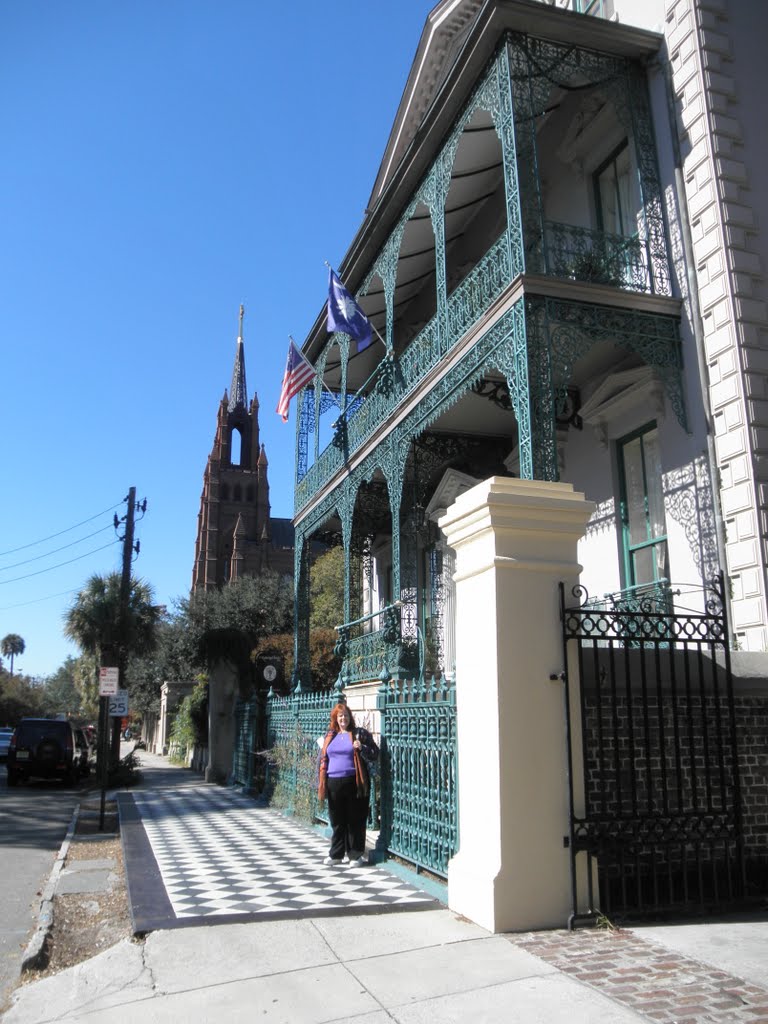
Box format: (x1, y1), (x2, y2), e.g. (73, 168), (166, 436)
(7, 769), (18, 787)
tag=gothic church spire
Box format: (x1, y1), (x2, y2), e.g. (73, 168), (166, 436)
(228, 304), (248, 412)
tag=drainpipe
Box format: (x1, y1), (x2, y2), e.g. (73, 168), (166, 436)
(653, 53), (732, 630)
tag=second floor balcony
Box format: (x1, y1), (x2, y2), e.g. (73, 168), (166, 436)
(295, 25), (676, 513)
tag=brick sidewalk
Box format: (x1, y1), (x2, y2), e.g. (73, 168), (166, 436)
(510, 928), (768, 1024)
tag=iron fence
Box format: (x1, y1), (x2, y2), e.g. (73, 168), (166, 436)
(560, 575), (745, 923)
(377, 672), (458, 878)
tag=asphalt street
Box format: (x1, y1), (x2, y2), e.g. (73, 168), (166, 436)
(0, 762), (78, 1010)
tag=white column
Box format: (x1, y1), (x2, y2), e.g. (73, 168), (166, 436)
(440, 477), (594, 932)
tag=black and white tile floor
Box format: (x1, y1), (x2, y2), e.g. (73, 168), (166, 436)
(118, 785), (438, 933)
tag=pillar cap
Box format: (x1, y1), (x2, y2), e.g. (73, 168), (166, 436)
(438, 476), (595, 549)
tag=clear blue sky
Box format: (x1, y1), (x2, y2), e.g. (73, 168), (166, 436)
(0, 0), (435, 679)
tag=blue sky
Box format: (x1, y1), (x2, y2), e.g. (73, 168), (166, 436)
(0, 0), (435, 679)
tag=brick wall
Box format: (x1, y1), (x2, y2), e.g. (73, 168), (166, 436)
(582, 689), (768, 889)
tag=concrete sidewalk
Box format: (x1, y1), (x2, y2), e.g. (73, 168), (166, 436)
(4, 750), (767, 1024)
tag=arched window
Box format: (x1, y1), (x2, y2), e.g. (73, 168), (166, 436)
(230, 427), (243, 467)
(234, 484), (242, 502)
(221, 483), (230, 501)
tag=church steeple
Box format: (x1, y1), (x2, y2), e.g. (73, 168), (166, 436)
(228, 304), (248, 413)
(192, 305), (294, 592)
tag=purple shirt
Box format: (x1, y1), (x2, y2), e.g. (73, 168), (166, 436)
(326, 731), (355, 777)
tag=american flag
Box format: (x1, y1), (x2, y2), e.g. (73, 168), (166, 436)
(276, 338), (315, 422)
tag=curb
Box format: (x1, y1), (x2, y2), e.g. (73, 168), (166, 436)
(19, 804), (79, 973)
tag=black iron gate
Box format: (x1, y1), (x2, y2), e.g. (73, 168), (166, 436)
(560, 575), (744, 924)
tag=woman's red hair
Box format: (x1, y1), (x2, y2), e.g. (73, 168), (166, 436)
(328, 702), (356, 733)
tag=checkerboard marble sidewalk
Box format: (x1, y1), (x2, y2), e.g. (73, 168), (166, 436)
(119, 784), (437, 933)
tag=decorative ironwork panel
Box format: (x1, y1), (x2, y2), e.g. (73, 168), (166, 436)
(507, 35), (548, 274)
(560, 574), (744, 923)
(543, 296), (686, 431)
(378, 673), (458, 878)
(624, 61), (672, 297)
(296, 389), (313, 484)
(446, 233), (511, 342)
(335, 604), (413, 684)
(264, 689), (339, 821)
(546, 222), (650, 293)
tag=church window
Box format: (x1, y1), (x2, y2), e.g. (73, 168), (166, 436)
(230, 427), (243, 467)
(221, 483), (230, 500)
(234, 484), (242, 502)
(246, 486), (254, 502)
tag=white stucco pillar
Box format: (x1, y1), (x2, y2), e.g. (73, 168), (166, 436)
(440, 476), (595, 932)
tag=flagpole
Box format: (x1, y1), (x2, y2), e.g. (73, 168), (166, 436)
(324, 261), (388, 352)
(290, 336), (344, 413)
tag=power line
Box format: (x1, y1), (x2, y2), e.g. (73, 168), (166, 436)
(0, 539), (121, 585)
(0, 587), (81, 612)
(0, 501), (123, 557)
(0, 523), (114, 572)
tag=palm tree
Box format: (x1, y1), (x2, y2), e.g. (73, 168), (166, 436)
(1, 634), (25, 676)
(64, 573), (159, 666)
(64, 573), (160, 767)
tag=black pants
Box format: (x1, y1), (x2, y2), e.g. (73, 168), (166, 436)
(327, 775), (367, 860)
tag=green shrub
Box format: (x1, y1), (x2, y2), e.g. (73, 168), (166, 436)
(107, 748), (142, 787)
(168, 678), (208, 764)
(261, 725), (319, 825)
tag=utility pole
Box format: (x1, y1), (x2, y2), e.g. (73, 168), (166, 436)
(113, 486), (137, 767)
(98, 486), (140, 830)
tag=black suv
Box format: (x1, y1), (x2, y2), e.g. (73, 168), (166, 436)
(7, 718), (79, 786)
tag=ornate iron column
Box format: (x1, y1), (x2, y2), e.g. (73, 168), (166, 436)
(506, 35), (546, 275)
(292, 532), (312, 692)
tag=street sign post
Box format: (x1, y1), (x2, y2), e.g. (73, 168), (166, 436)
(108, 690), (129, 718)
(99, 667), (119, 696)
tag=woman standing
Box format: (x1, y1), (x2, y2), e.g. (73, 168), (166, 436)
(318, 702), (378, 866)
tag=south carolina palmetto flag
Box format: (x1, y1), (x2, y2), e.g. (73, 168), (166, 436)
(327, 268), (373, 351)
(276, 338), (316, 422)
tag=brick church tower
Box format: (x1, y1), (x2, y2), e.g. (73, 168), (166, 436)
(192, 307), (294, 591)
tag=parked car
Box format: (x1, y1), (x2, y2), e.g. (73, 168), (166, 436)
(6, 718), (79, 786)
(0, 727), (13, 763)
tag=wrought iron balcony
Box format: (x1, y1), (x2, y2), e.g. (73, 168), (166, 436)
(545, 221), (654, 294)
(295, 234), (512, 511)
(585, 579), (674, 615)
(334, 604), (419, 685)
(295, 219), (668, 512)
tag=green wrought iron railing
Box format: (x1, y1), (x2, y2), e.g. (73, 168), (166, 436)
(377, 672), (458, 878)
(257, 672), (458, 876)
(263, 689), (338, 821)
(584, 578), (674, 615)
(545, 222), (651, 294)
(582, 578), (677, 645)
(334, 603), (407, 685)
(295, 232), (512, 512)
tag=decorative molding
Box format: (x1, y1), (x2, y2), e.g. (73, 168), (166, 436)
(580, 366), (665, 447)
